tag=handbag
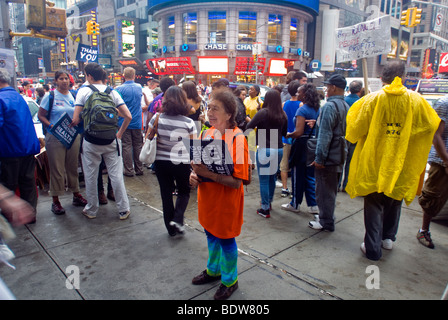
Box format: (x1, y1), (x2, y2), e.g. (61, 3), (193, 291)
(306, 100), (348, 166)
(139, 113), (160, 165)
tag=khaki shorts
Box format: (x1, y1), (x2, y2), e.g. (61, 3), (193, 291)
(418, 163), (448, 217)
(280, 143), (291, 172)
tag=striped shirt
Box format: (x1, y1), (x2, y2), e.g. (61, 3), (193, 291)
(149, 113), (197, 164)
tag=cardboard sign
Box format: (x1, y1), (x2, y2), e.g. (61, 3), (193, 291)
(336, 16), (391, 63)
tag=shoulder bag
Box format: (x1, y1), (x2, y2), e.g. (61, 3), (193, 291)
(139, 113), (160, 165)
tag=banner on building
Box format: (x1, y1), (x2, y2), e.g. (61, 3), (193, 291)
(321, 9), (339, 71)
(75, 44), (98, 63)
(335, 15), (391, 63)
(439, 52), (448, 74)
(234, 57), (266, 75)
(145, 57), (196, 75)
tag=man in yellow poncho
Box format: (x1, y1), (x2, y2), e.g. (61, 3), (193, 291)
(244, 85), (263, 167)
(345, 60), (440, 261)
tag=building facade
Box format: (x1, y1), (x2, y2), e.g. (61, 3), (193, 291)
(147, 0), (319, 85)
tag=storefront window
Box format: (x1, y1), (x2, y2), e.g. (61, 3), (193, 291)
(267, 14), (282, 46)
(209, 11), (226, 44)
(290, 18), (298, 48)
(183, 12), (197, 45)
(238, 11), (257, 44)
(167, 16), (175, 46)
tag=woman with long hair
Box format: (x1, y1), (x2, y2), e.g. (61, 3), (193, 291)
(247, 89), (288, 218)
(37, 70), (87, 215)
(182, 80), (205, 133)
(148, 85), (197, 236)
(283, 83), (320, 215)
(189, 89), (249, 300)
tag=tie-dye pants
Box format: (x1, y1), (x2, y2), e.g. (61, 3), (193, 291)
(205, 229), (238, 287)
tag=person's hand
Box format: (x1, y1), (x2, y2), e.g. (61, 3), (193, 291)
(189, 171), (202, 188)
(310, 161), (325, 169)
(70, 117), (80, 128)
(305, 119), (316, 129)
(190, 162), (212, 178)
(1, 195), (35, 226)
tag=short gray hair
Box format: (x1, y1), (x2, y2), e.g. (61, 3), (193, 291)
(0, 71), (10, 85)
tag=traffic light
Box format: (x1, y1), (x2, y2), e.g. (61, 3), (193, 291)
(92, 22), (100, 35)
(86, 20), (93, 35)
(400, 9), (410, 26)
(410, 8), (423, 27)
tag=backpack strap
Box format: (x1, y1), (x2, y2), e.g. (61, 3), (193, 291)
(88, 84), (99, 92)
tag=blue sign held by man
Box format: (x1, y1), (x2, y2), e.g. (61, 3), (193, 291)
(76, 44), (98, 63)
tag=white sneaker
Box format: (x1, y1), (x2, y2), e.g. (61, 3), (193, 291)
(360, 242), (366, 255)
(0, 244), (15, 262)
(169, 221), (185, 234)
(275, 181), (283, 188)
(281, 203), (300, 213)
(308, 206), (319, 214)
(382, 239), (393, 250)
(308, 220), (323, 230)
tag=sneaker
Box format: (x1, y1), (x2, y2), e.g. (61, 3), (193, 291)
(72, 194), (88, 207)
(214, 281), (239, 300)
(119, 210), (131, 220)
(82, 209), (96, 219)
(281, 203), (300, 213)
(308, 218), (334, 232)
(382, 239), (393, 250)
(257, 208), (270, 218)
(169, 221), (185, 234)
(0, 244), (15, 262)
(360, 242), (367, 255)
(192, 270), (221, 285)
(417, 230), (435, 249)
(281, 188), (290, 197)
(308, 206), (319, 214)
(51, 202), (66, 215)
(275, 181), (283, 188)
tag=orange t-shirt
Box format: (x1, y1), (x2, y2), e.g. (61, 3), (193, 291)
(197, 127), (249, 239)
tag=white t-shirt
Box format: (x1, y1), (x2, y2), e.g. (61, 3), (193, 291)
(74, 84), (125, 108)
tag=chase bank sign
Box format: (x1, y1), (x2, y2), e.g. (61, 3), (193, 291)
(203, 43), (257, 51)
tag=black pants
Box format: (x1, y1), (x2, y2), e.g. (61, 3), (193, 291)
(0, 155), (37, 211)
(364, 192), (402, 260)
(154, 160), (191, 234)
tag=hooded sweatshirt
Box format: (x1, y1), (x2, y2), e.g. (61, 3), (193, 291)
(345, 77), (440, 205)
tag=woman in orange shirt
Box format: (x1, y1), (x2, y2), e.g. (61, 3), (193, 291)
(189, 89), (249, 300)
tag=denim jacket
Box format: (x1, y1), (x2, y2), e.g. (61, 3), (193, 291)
(315, 95), (349, 171)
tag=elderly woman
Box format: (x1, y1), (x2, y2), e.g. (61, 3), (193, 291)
(148, 85), (197, 236)
(189, 89), (249, 300)
(38, 70), (87, 215)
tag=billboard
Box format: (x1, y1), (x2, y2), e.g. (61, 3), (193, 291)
(439, 52), (448, 74)
(146, 57), (196, 75)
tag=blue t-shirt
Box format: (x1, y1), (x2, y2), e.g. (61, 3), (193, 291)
(115, 80), (143, 129)
(283, 100), (301, 144)
(295, 103), (320, 136)
(40, 90), (76, 131)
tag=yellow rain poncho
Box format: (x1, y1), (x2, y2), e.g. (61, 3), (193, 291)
(345, 77), (440, 205)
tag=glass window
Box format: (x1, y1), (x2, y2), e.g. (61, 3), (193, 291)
(238, 11), (257, 44)
(183, 12), (197, 45)
(117, 0), (124, 9)
(209, 11), (226, 44)
(267, 14), (282, 46)
(290, 18), (298, 48)
(167, 16), (175, 46)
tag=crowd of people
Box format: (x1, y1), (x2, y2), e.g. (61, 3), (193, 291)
(0, 58), (447, 300)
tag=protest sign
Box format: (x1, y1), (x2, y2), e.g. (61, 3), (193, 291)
(75, 44), (98, 63)
(50, 113), (81, 149)
(335, 16), (391, 63)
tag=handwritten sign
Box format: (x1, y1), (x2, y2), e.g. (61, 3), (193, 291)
(335, 16), (391, 63)
(75, 44), (98, 63)
(50, 113), (81, 149)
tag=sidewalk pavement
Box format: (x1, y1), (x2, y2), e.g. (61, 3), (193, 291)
(1, 169), (447, 301)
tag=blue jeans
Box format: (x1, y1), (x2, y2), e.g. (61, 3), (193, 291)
(256, 148), (283, 210)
